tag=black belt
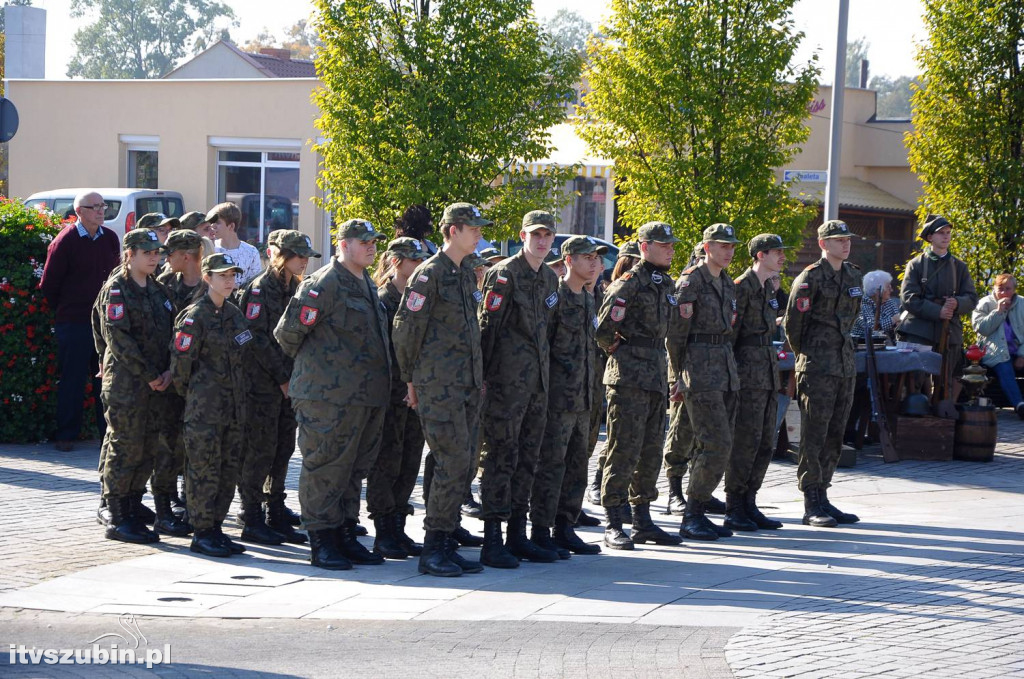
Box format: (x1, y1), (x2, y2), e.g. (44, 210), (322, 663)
(688, 333), (728, 345)
(623, 336), (660, 348)
(736, 335), (771, 348)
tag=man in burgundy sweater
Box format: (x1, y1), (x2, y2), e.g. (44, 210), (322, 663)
(40, 191), (121, 451)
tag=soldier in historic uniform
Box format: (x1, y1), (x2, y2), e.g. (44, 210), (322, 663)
(723, 233), (790, 531)
(477, 210), (561, 565)
(392, 203), (491, 577)
(596, 222), (683, 550)
(783, 220), (864, 528)
(274, 220), (391, 570)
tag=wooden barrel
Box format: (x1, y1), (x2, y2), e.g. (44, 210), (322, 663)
(954, 404), (997, 462)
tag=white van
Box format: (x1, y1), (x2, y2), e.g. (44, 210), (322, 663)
(24, 188), (186, 239)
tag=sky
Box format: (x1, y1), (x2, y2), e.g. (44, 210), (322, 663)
(31, 0), (926, 82)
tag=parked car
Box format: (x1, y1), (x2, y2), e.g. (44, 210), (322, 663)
(484, 235), (620, 274)
(24, 188), (186, 239)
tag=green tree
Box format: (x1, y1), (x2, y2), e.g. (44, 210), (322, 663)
(243, 19), (322, 61)
(906, 0), (1024, 286)
(67, 0), (236, 78)
(543, 9), (592, 56)
(845, 36), (870, 87)
(312, 0), (582, 241)
(870, 74), (922, 119)
(577, 0), (819, 269)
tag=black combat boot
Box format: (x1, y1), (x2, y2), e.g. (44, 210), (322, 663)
(308, 528), (352, 570)
(131, 492), (157, 525)
(372, 514), (409, 560)
(240, 502), (286, 545)
(666, 476), (686, 516)
(214, 522), (247, 553)
(267, 493), (302, 526)
(153, 493), (192, 537)
(444, 534), (483, 574)
(554, 514), (601, 555)
(506, 513), (558, 562)
(802, 486), (838, 527)
(680, 499), (719, 541)
(105, 496), (155, 544)
(631, 503), (684, 545)
(723, 493), (758, 532)
(190, 528), (230, 558)
(479, 519), (519, 569)
(603, 505), (634, 550)
(394, 513), (422, 556)
(461, 493), (483, 519)
(705, 495), (727, 515)
(531, 525), (571, 560)
(744, 490), (783, 529)
(575, 509), (602, 527)
(336, 519), (384, 565)
(451, 524), (485, 547)
(820, 487), (859, 524)
(587, 467), (603, 505)
(418, 531), (462, 577)
(96, 497), (111, 526)
(622, 502), (633, 525)
(353, 521), (368, 536)
(266, 497), (308, 544)
(170, 488), (187, 519)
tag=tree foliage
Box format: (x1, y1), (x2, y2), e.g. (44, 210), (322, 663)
(543, 9), (593, 57)
(67, 0), (236, 78)
(243, 19), (321, 61)
(312, 0), (582, 242)
(906, 0), (1024, 287)
(577, 0), (819, 271)
(845, 36), (870, 87)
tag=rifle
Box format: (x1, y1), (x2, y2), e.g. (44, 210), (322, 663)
(865, 292), (899, 462)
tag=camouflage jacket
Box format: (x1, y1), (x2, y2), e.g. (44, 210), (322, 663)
(274, 258), (390, 407)
(92, 271), (176, 401)
(597, 261), (675, 393)
(170, 295), (250, 424)
(379, 279), (410, 405)
(238, 268), (297, 393)
(548, 279), (598, 413)
(731, 267), (780, 391)
(898, 250), (978, 346)
(667, 262), (740, 393)
(155, 270), (200, 313)
(392, 250), (483, 420)
(783, 258), (863, 378)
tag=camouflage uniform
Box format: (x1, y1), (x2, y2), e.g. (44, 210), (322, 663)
(274, 248), (390, 532)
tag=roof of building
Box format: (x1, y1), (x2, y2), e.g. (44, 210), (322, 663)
(163, 40), (316, 79)
(788, 177), (915, 214)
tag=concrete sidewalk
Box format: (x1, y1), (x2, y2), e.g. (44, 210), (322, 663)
(1, 411), (1023, 677)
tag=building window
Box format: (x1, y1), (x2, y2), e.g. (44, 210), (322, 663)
(215, 148), (300, 246)
(127, 149), (158, 188)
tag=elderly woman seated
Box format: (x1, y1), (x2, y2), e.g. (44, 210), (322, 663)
(972, 273), (1024, 419)
(852, 269), (902, 341)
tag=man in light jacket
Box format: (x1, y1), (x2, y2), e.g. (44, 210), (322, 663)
(972, 273), (1024, 419)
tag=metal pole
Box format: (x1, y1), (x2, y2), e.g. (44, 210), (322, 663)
(825, 0), (849, 221)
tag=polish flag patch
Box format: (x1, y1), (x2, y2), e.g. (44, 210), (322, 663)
(406, 291), (426, 312)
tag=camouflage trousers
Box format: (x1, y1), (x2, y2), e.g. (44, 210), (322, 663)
(293, 399), (384, 532)
(685, 390), (739, 503)
(100, 389), (159, 498)
(663, 398), (695, 479)
(480, 388), (548, 520)
(600, 385), (667, 508)
(183, 417), (243, 532)
(796, 372), (855, 491)
(530, 408), (590, 528)
(366, 401), (424, 518)
(724, 388), (777, 496)
(149, 391), (184, 496)
(238, 389), (297, 507)
(419, 385), (481, 533)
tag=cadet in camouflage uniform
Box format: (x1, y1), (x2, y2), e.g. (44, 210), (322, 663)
(93, 229), (175, 544)
(597, 222), (683, 550)
(530, 235), (606, 556)
(723, 233), (791, 532)
(171, 253), (251, 558)
(668, 224), (741, 541)
(477, 210), (561, 566)
(236, 229), (320, 546)
(783, 220), (864, 528)
(366, 237), (430, 560)
(392, 202), (490, 577)
(274, 219), (390, 570)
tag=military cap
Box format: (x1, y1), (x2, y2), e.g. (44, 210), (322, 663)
(387, 236), (430, 261)
(466, 252), (492, 269)
(544, 247), (564, 264)
(441, 202), (493, 227)
(202, 252), (243, 274)
(638, 221), (680, 243)
(702, 223), (740, 244)
(479, 246), (502, 261)
(136, 213), (166, 231)
(270, 229), (322, 257)
(818, 219), (852, 239)
(202, 206), (221, 224)
(919, 215), (951, 240)
(338, 218), (387, 242)
(164, 229), (203, 253)
(692, 242), (706, 259)
(618, 241), (641, 258)
(747, 233), (792, 258)
(124, 228), (164, 251)
(522, 210), (557, 232)
(178, 211), (207, 231)
(158, 216), (181, 230)
(562, 235), (608, 257)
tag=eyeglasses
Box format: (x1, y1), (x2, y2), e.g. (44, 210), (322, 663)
(83, 203), (107, 211)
